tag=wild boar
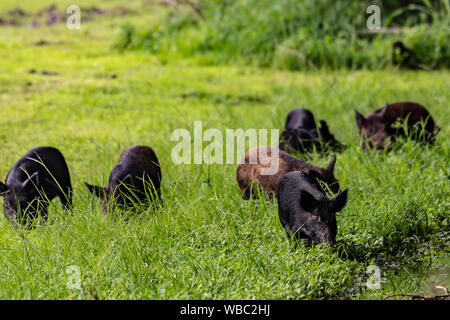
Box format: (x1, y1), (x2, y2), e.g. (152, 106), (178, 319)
(392, 41), (421, 69)
(0, 146), (72, 225)
(284, 108), (318, 133)
(236, 146), (340, 200)
(85, 145), (161, 214)
(355, 101), (438, 149)
(278, 171), (348, 245)
(279, 108), (344, 153)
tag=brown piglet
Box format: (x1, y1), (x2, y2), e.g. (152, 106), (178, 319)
(236, 147), (340, 200)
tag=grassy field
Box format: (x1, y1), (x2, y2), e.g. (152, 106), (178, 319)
(0, 1), (448, 299)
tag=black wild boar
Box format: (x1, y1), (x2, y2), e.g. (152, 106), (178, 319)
(0, 146), (72, 224)
(392, 41), (421, 69)
(278, 171), (348, 245)
(284, 108), (318, 132)
(85, 146), (161, 214)
(279, 108), (344, 153)
(236, 146), (340, 200)
(355, 101), (438, 149)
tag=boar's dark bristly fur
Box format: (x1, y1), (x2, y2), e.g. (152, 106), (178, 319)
(284, 108), (317, 132)
(355, 101), (438, 149)
(84, 146), (161, 214)
(236, 146), (340, 200)
(278, 171), (348, 246)
(279, 108), (345, 154)
(0, 146), (72, 225)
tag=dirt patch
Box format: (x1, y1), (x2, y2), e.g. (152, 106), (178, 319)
(28, 69), (59, 76)
(33, 40), (67, 46)
(180, 91), (268, 106)
(34, 40), (52, 46)
(0, 4), (136, 28)
(93, 73), (118, 79)
(0, 17), (19, 26)
(384, 285), (450, 300)
(8, 8), (27, 17)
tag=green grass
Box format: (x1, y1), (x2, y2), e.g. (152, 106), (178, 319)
(0, 1), (448, 299)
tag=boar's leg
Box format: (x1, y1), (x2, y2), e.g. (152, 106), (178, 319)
(44, 177), (73, 212)
(58, 185), (73, 212)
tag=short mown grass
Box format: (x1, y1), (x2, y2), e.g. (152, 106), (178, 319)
(0, 1), (448, 299)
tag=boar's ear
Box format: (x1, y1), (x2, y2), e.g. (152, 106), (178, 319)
(319, 120), (330, 134)
(379, 103), (389, 118)
(84, 182), (105, 198)
(22, 172), (39, 192)
(326, 155), (337, 174)
(331, 189), (348, 213)
(318, 120), (334, 141)
(299, 190), (318, 212)
(355, 109), (366, 130)
(319, 120), (328, 128)
(0, 181), (9, 195)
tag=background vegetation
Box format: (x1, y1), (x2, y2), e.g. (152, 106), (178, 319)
(113, 0), (450, 70)
(0, 0), (448, 299)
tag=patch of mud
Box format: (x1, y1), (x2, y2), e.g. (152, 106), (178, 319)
(28, 69), (59, 76)
(180, 91), (268, 106)
(93, 73), (118, 79)
(384, 286), (450, 300)
(33, 40), (67, 46)
(34, 40), (51, 46)
(8, 8), (27, 17)
(0, 17), (19, 26)
(0, 4), (136, 28)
